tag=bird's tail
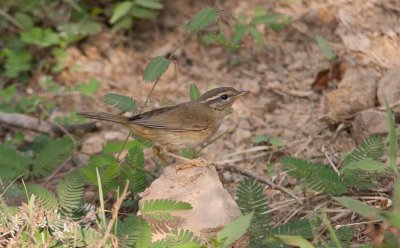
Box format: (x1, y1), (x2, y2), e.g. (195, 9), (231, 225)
(77, 112), (129, 124)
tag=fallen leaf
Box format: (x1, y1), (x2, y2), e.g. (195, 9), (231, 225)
(312, 59), (349, 92)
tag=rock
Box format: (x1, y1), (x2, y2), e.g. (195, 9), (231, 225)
(139, 165), (242, 241)
(351, 109), (388, 143)
(325, 68), (377, 120)
(377, 67), (400, 113)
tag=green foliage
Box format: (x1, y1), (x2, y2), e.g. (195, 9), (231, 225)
(0, 144), (30, 180)
(21, 27), (60, 48)
(334, 197), (381, 219)
(236, 178), (269, 247)
(342, 135), (384, 166)
(185, 7), (218, 33)
(109, 0), (163, 31)
(214, 213), (253, 248)
(315, 35), (336, 61)
(140, 199), (192, 222)
(150, 229), (201, 248)
(26, 184), (58, 211)
(251, 134), (284, 147)
(189, 83), (201, 101)
(33, 137), (74, 177)
(57, 172), (84, 214)
(341, 159), (386, 190)
(385, 99), (398, 173)
(121, 145), (149, 193)
(3, 48), (33, 78)
(74, 79), (100, 97)
(282, 157), (347, 196)
(118, 216), (152, 248)
(102, 93), (138, 113)
(270, 235), (314, 248)
(143, 56), (171, 82)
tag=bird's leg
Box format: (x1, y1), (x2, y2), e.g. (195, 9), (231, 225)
(156, 147), (210, 169)
(152, 146), (169, 165)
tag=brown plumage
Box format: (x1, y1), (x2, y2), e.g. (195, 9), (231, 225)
(78, 87), (248, 151)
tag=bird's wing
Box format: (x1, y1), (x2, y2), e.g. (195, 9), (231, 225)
(128, 102), (211, 131)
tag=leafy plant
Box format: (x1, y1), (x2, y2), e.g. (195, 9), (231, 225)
(109, 0), (163, 31)
(102, 93), (138, 114)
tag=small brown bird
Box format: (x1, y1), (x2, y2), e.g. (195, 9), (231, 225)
(78, 87), (248, 166)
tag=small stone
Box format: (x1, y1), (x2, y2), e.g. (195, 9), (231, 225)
(325, 68), (377, 120)
(139, 165), (242, 242)
(377, 66), (400, 113)
(351, 109), (388, 144)
(222, 171), (233, 182)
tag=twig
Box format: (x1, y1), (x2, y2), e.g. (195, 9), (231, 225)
(40, 157), (72, 187)
(214, 152), (268, 164)
(217, 165), (300, 202)
(39, 104), (77, 148)
(97, 181), (130, 248)
(222, 146), (271, 158)
(0, 111), (100, 136)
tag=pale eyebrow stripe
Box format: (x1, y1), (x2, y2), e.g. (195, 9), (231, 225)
(200, 92), (231, 104)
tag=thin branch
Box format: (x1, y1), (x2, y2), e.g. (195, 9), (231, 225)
(97, 181), (130, 248)
(216, 165), (300, 202)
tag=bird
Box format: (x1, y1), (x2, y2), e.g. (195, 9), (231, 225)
(78, 87), (248, 167)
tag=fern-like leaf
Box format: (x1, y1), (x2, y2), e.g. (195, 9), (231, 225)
(57, 172), (84, 214)
(119, 216), (152, 248)
(282, 157), (347, 196)
(185, 7), (217, 33)
(341, 159), (386, 190)
(26, 184), (58, 211)
(102, 93), (138, 113)
(143, 56), (170, 82)
(0, 144), (30, 180)
(236, 178), (269, 247)
(150, 229), (201, 248)
(121, 145), (149, 193)
(33, 137), (74, 177)
(140, 199), (192, 222)
(342, 135), (384, 166)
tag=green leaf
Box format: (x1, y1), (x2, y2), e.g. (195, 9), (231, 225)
(341, 159), (386, 190)
(249, 26), (264, 48)
(143, 56), (170, 82)
(21, 27), (60, 48)
(393, 177), (400, 212)
(26, 184), (58, 211)
(231, 23), (246, 46)
(236, 178), (269, 247)
(102, 139), (143, 154)
(282, 157), (347, 196)
(140, 199), (192, 222)
(251, 135), (269, 144)
(131, 7), (156, 19)
(189, 84), (201, 101)
(121, 145), (148, 193)
(251, 13), (286, 25)
(342, 135), (384, 166)
(385, 98), (398, 173)
(0, 144), (30, 180)
(102, 93), (138, 113)
(315, 35), (336, 61)
(118, 216), (152, 248)
(75, 79), (100, 96)
(3, 48), (32, 78)
(269, 137), (284, 147)
(272, 235), (315, 248)
(136, 0), (163, 10)
(33, 137), (74, 177)
(14, 12), (34, 30)
(110, 1), (134, 24)
(216, 213), (253, 248)
(334, 197), (381, 219)
(57, 172), (84, 214)
(185, 7), (218, 33)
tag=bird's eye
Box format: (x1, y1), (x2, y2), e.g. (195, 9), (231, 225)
(220, 94), (228, 100)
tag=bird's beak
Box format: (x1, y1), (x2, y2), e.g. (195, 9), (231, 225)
(237, 90), (249, 96)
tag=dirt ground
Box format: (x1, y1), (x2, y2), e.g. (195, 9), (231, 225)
(43, 0), (400, 244)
